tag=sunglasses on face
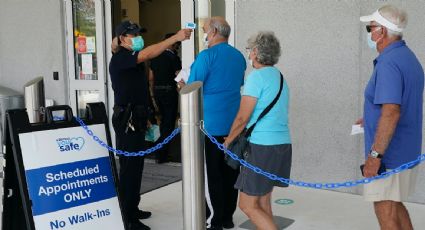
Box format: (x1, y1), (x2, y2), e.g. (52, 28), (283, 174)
(366, 25), (381, 33)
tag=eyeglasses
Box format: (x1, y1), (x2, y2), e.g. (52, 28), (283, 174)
(366, 25), (381, 33)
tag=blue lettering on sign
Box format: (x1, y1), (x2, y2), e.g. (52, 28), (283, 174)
(56, 137), (85, 152)
(49, 208), (111, 229)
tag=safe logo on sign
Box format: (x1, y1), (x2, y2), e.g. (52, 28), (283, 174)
(56, 137), (85, 152)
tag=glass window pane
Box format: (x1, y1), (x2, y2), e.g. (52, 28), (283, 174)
(73, 0), (98, 80)
(76, 90), (100, 117)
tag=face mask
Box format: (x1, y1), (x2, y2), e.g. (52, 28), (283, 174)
(366, 29), (382, 51)
(203, 33), (209, 48)
(367, 33), (377, 50)
(246, 51), (254, 67)
(131, 36), (144, 51)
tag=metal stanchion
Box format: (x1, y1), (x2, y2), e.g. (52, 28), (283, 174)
(179, 81), (205, 230)
(24, 77), (45, 123)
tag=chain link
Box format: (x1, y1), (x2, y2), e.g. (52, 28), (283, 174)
(200, 123), (425, 189)
(73, 115), (424, 189)
(74, 116), (179, 157)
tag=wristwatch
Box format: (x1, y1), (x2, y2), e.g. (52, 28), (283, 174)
(370, 149), (383, 159)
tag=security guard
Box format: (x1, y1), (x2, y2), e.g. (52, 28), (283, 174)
(109, 21), (191, 230)
(149, 33), (182, 163)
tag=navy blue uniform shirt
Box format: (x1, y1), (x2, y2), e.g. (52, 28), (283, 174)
(109, 48), (148, 106)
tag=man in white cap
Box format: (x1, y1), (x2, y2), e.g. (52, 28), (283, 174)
(358, 5), (424, 230)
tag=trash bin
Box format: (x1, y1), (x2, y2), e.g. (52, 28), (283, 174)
(24, 77), (45, 123)
(0, 86), (24, 156)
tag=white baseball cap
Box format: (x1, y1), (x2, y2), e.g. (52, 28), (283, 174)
(360, 10), (404, 33)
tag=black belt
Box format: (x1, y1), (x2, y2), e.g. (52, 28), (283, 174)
(154, 85), (174, 90)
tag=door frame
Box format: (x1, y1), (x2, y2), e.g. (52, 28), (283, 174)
(64, 0), (109, 117)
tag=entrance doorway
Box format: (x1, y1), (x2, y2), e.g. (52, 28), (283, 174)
(112, 0), (181, 47)
(111, 0), (183, 163)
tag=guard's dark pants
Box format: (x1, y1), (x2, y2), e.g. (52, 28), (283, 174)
(113, 110), (146, 225)
(205, 136), (240, 227)
(154, 90), (178, 162)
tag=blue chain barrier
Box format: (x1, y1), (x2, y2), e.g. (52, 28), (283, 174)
(199, 124), (425, 189)
(74, 116), (180, 157)
(72, 115), (424, 189)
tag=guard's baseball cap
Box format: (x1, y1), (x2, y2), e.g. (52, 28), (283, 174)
(115, 20), (147, 36)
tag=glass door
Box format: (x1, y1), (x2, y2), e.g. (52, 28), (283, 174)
(65, 0), (108, 117)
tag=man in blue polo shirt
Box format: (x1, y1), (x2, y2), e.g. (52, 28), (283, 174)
(187, 17), (246, 230)
(359, 5), (424, 229)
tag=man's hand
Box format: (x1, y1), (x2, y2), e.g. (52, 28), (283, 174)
(177, 80), (186, 91)
(223, 137), (231, 149)
(174, 29), (192, 42)
(355, 118), (364, 127)
(363, 156), (381, 178)
(111, 37), (119, 53)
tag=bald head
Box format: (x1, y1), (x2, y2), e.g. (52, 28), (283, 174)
(207, 16), (231, 39)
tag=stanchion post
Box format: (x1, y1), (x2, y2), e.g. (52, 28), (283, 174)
(179, 81), (205, 230)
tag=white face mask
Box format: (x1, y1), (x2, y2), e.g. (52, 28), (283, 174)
(247, 50), (255, 68)
(366, 27), (382, 51)
(203, 33), (209, 48)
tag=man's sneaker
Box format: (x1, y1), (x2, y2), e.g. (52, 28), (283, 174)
(136, 210), (152, 219)
(129, 221), (151, 230)
(223, 220), (235, 229)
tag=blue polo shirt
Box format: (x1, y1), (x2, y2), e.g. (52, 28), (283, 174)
(364, 40), (424, 169)
(187, 42), (246, 136)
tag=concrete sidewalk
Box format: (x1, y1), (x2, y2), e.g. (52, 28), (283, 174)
(139, 181), (425, 230)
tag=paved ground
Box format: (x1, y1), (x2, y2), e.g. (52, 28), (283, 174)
(139, 181), (425, 230)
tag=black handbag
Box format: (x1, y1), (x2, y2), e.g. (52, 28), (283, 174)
(226, 73), (284, 170)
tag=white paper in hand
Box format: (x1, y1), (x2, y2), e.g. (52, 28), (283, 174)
(175, 68), (190, 83)
(351, 124), (364, 135)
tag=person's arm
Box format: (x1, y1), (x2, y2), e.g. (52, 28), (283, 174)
(148, 68), (155, 96)
(111, 37), (119, 53)
(372, 104), (400, 154)
(148, 68), (159, 112)
(137, 29), (192, 63)
(363, 104), (400, 177)
(223, 96), (257, 148)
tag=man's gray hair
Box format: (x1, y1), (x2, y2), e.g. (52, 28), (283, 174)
(379, 5), (408, 38)
(209, 17), (231, 39)
(247, 31), (281, 66)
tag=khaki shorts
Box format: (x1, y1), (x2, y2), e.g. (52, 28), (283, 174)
(363, 167), (418, 202)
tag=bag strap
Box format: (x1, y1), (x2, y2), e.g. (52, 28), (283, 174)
(245, 72), (284, 137)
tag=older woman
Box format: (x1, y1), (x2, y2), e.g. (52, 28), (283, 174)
(224, 31), (292, 230)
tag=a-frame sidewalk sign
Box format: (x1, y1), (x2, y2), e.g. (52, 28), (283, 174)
(2, 102), (126, 230)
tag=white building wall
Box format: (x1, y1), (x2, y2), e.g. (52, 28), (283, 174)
(235, 0), (425, 204)
(0, 0), (423, 205)
(0, 0), (68, 104)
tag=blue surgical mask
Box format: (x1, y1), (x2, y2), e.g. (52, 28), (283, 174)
(367, 33), (376, 50)
(131, 36), (144, 51)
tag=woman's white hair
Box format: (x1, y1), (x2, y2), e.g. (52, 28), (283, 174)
(379, 5), (408, 38)
(247, 31), (281, 66)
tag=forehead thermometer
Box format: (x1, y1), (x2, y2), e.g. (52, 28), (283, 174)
(185, 22), (197, 29)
